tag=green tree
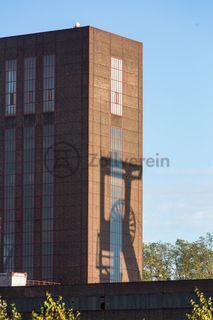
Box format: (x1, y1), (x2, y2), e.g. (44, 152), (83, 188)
(0, 297), (22, 320)
(32, 292), (80, 320)
(143, 233), (213, 281)
(143, 242), (174, 280)
(186, 288), (213, 320)
(174, 236), (213, 280)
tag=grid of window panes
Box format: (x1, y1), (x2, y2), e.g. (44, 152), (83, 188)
(43, 55), (55, 112)
(3, 129), (16, 272)
(5, 60), (17, 116)
(42, 125), (54, 280)
(111, 57), (122, 116)
(23, 127), (35, 278)
(24, 57), (36, 114)
(110, 127), (123, 282)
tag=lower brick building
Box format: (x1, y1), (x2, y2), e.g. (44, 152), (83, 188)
(0, 279), (212, 320)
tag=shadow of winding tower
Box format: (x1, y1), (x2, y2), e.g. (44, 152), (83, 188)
(97, 156), (142, 282)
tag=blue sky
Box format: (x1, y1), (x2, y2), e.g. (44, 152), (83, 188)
(1, 0), (213, 243)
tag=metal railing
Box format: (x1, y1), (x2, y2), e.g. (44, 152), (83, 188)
(27, 279), (61, 286)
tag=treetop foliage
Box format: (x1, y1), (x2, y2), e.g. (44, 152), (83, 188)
(143, 233), (213, 281)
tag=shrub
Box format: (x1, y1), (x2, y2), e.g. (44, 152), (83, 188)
(32, 292), (80, 320)
(0, 297), (22, 320)
(186, 288), (213, 320)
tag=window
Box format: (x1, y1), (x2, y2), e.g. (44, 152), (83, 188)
(110, 127), (123, 282)
(3, 129), (16, 272)
(111, 57), (123, 116)
(23, 127), (35, 278)
(10, 93), (15, 106)
(24, 57), (36, 113)
(43, 55), (55, 112)
(42, 125), (54, 280)
(5, 60), (17, 116)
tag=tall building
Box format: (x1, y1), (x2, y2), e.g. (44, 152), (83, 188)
(0, 26), (143, 284)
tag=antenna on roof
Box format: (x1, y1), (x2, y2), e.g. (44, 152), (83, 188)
(74, 22), (81, 28)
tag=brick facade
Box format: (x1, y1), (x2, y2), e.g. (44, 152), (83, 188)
(0, 26), (143, 284)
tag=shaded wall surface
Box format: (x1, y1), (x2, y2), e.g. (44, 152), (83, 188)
(0, 279), (213, 320)
(0, 27), (89, 284)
